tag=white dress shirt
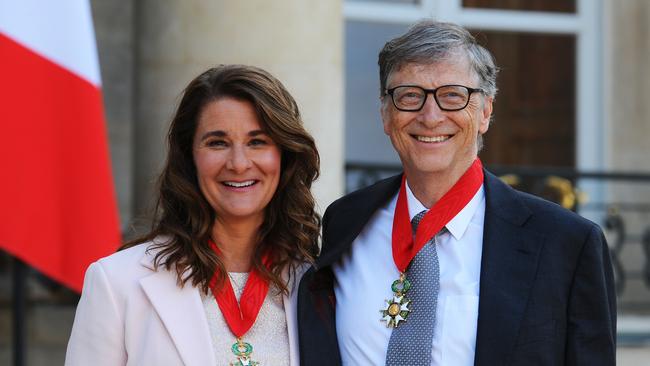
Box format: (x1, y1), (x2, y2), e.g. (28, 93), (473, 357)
(333, 181), (485, 365)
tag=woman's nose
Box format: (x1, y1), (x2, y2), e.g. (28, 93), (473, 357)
(226, 145), (252, 173)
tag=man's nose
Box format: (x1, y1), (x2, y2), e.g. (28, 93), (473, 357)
(418, 93), (445, 126)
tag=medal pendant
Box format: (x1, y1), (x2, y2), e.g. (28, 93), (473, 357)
(380, 272), (412, 328)
(230, 338), (260, 366)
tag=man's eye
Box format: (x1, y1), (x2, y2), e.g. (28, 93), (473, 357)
(403, 92), (421, 98)
(439, 91), (466, 101)
(398, 92), (423, 105)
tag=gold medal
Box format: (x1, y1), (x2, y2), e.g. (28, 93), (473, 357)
(380, 272), (411, 328)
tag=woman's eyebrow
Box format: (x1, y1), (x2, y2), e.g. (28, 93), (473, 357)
(200, 130), (226, 141)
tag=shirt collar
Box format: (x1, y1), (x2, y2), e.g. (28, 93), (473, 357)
(405, 180), (485, 241)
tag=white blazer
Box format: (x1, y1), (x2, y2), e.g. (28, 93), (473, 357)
(65, 240), (306, 366)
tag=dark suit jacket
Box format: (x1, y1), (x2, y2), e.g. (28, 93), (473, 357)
(298, 171), (616, 365)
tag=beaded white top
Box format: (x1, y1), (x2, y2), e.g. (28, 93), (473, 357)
(202, 272), (290, 365)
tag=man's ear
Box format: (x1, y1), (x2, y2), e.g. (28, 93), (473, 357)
(479, 96), (493, 134)
(380, 96), (391, 135)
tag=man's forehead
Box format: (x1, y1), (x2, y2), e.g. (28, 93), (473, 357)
(388, 57), (476, 84)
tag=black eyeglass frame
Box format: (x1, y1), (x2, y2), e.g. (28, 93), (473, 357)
(384, 84), (485, 112)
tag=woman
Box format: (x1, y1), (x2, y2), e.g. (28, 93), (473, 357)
(65, 65), (320, 366)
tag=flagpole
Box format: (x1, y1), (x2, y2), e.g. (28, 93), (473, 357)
(12, 257), (26, 366)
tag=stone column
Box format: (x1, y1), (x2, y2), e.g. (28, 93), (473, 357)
(605, 0), (650, 173)
(134, 0), (344, 219)
(91, 0), (136, 231)
(603, 0), (650, 311)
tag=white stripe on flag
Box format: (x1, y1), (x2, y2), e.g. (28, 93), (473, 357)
(0, 0), (101, 86)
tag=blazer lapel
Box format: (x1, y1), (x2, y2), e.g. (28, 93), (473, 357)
(139, 254), (215, 366)
(474, 172), (545, 366)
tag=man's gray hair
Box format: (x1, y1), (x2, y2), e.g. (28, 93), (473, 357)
(378, 20), (498, 98)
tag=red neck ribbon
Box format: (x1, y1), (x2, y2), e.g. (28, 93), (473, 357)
(208, 240), (271, 338)
(392, 158), (484, 272)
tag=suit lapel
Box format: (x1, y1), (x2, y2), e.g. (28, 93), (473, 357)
(139, 254), (215, 366)
(317, 174), (402, 268)
(474, 172), (545, 366)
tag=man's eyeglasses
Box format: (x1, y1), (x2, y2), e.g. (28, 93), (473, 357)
(384, 85), (485, 112)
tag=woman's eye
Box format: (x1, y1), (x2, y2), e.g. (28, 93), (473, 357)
(249, 138), (268, 146)
(206, 140), (227, 147)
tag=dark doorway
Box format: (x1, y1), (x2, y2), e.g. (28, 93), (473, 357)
(474, 31), (576, 168)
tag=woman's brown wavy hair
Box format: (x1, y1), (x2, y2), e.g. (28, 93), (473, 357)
(122, 65), (320, 294)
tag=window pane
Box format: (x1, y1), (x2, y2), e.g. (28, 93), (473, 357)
(475, 31), (576, 167)
(345, 21), (408, 164)
(463, 0), (575, 13)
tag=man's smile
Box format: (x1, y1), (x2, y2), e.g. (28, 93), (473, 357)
(413, 134), (452, 143)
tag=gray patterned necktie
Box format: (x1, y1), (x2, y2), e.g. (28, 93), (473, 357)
(385, 210), (440, 366)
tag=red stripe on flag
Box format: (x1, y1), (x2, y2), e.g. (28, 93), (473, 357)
(0, 33), (120, 292)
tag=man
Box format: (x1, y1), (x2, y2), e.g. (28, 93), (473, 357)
(298, 20), (616, 365)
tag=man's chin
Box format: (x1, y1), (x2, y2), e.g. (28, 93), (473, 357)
(403, 159), (451, 177)
(403, 156), (478, 179)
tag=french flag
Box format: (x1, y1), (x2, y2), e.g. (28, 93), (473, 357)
(0, 0), (121, 292)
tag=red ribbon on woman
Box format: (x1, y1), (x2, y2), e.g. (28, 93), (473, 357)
(208, 240), (271, 337)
